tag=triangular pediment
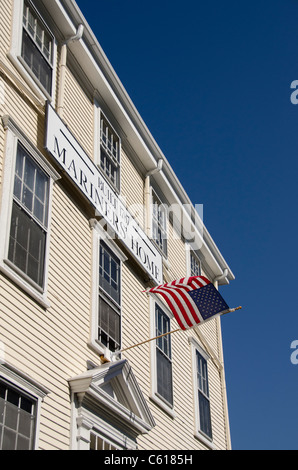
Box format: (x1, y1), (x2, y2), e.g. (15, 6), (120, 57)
(68, 359), (155, 437)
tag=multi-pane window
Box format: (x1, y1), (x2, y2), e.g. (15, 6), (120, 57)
(190, 250), (201, 277)
(100, 116), (120, 189)
(98, 241), (121, 352)
(22, 0), (54, 94)
(0, 381), (37, 450)
(8, 143), (49, 288)
(196, 351), (212, 439)
(152, 192), (167, 257)
(155, 304), (173, 406)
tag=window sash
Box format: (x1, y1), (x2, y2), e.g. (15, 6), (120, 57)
(21, 1), (53, 94)
(152, 193), (167, 256)
(8, 202), (46, 288)
(190, 251), (201, 277)
(98, 242), (121, 352)
(155, 304), (173, 406)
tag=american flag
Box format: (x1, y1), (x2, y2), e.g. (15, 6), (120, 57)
(147, 275), (230, 330)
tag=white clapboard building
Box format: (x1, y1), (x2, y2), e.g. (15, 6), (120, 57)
(0, 0), (235, 450)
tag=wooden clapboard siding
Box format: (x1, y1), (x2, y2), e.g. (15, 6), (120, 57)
(167, 220), (187, 279)
(120, 148), (145, 228)
(62, 67), (94, 160)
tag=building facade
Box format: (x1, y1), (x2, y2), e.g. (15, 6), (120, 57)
(0, 0), (235, 451)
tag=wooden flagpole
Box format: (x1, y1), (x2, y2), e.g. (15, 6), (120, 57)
(111, 306), (242, 358)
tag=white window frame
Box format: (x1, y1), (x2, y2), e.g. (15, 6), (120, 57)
(8, 0), (57, 102)
(94, 103), (121, 192)
(89, 219), (127, 357)
(0, 116), (60, 308)
(0, 361), (49, 450)
(189, 337), (216, 450)
(149, 295), (176, 418)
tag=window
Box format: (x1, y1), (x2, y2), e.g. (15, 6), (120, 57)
(8, 143), (49, 288)
(190, 250), (201, 277)
(0, 380), (37, 450)
(196, 351), (212, 439)
(155, 304), (173, 406)
(100, 115), (120, 190)
(98, 241), (121, 352)
(152, 191), (167, 257)
(21, 0), (54, 95)
(0, 116), (59, 306)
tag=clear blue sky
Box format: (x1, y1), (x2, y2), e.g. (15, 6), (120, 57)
(76, 0), (298, 450)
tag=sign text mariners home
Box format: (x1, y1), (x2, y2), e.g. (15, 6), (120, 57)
(45, 104), (162, 285)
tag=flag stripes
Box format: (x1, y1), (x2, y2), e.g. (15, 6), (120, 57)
(146, 276), (229, 330)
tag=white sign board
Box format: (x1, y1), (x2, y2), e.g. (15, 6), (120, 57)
(45, 104), (162, 285)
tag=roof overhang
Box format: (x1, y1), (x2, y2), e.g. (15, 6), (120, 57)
(40, 0), (235, 285)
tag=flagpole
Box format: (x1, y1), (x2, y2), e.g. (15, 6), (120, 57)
(111, 306), (242, 358)
(112, 328), (181, 357)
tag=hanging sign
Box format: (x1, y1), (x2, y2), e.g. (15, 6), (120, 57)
(45, 103), (162, 285)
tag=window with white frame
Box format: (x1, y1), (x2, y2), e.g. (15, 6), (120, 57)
(98, 241), (121, 352)
(0, 116), (59, 305)
(152, 191), (167, 257)
(0, 379), (37, 450)
(196, 350), (212, 440)
(155, 303), (173, 407)
(8, 143), (49, 288)
(21, 0), (54, 95)
(100, 115), (120, 190)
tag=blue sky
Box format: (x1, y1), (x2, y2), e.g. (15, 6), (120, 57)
(76, 0), (298, 450)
